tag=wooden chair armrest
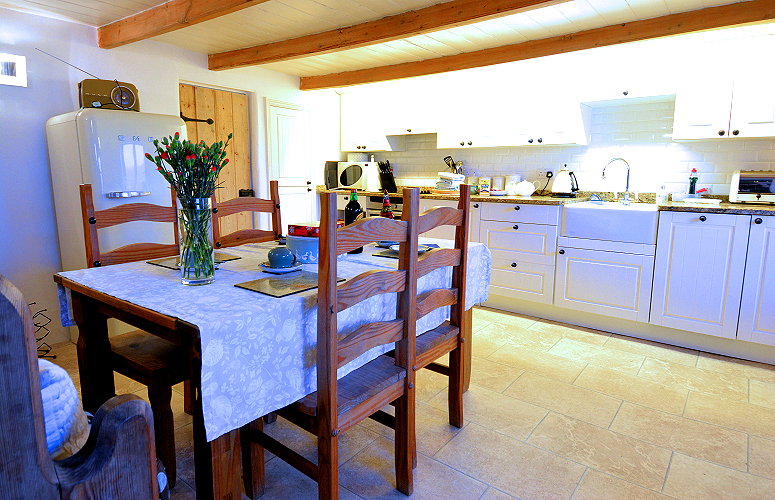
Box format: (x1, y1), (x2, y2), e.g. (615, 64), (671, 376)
(55, 394), (159, 500)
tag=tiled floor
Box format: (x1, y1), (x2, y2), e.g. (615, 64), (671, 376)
(50, 306), (775, 500)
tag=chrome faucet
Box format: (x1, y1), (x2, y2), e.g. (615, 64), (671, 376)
(602, 158), (631, 205)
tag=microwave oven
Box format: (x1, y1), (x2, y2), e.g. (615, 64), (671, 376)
(337, 162), (379, 191)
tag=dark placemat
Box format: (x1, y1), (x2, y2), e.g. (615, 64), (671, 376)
(235, 271), (345, 298)
(373, 243), (440, 259)
(147, 252), (241, 270)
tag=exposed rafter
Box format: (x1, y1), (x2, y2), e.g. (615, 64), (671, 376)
(299, 0), (775, 90)
(207, 0), (562, 71)
(98, 0), (269, 49)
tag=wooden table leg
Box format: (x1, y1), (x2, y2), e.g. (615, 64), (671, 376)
(71, 292), (116, 414)
(462, 307), (472, 392)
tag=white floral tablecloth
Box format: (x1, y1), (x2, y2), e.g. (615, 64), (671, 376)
(57, 238), (491, 441)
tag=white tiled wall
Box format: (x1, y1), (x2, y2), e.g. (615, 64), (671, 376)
(374, 98), (775, 196)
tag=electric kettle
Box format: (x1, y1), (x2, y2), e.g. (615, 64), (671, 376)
(551, 164), (579, 197)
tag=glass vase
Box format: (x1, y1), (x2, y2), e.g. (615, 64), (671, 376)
(178, 198), (215, 285)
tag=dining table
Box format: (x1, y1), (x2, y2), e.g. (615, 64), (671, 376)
(54, 237), (492, 500)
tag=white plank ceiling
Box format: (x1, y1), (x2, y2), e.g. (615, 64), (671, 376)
(0, 0), (758, 79)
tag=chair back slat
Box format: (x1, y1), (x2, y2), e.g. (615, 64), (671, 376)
(212, 180), (282, 248)
(417, 288), (458, 320)
(336, 217), (408, 255)
(337, 319), (404, 368)
(417, 248), (461, 279)
(417, 206), (464, 235)
(80, 184), (179, 269)
(336, 270), (406, 313)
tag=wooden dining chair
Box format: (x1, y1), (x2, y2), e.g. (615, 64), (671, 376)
(212, 180), (282, 248)
(0, 274), (159, 500)
(241, 188), (420, 500)
(79, 183), (189, 487)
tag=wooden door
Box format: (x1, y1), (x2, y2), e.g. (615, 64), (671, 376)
(179, 84), (251, 236)
(738, 216), (775, 345)
(650, 211), (750, 338)
(266, 99), (312, 233)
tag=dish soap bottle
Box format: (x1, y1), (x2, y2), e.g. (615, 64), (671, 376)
(688, 168), (699, 194)
(344, 190), (364, 254)
(657, 185), (668, 205)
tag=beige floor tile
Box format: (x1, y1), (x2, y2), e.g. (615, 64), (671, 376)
(574, 365), (688, 415)
(479, 487), (520, 500)
(609, 402), (748, 471)
(696, 352), (775, 385)
(684, 392), (775, 440)
(415, 366), (450, 403)
(638, 358), (749, 401)
(474, 307), (539, 330)
(428, 384), (547, 440)
(527, 413), (671, 491)
(360, 401), (465, 457)
(749, 436), (775, 481)
(472, 336), (502, 359)
(340, 436), (487, 500)
(487, 344), (587, 384)
(260, 454), (363, 500)
(749, 379), (775, 409)
(49, 340), (79, 370)
(173, 424), (196, 490)
(663, 453), (775, 500)
(604, 334), (699, 367)
(133, 386), (194, 430)
(571, 469), (674, 500)
(476, 322), (559, 351)
(469, 357), (525, 393)
(528, 321), (611, 347)
(504, 371), (621, 428)
(435, 423), (586, 500)
(548, 338), (645, 375)
(169, 479), (198, 500)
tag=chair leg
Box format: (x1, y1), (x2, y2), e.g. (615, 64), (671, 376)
(394, 389), (414, 495)
(317, 425), (338, 500)
(147, 376), (177, 488)
(241, 418), (265, 499)
(448, 343), (464, 428)
(183, 380), (193, 415)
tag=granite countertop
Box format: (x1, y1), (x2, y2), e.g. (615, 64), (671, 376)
(319, 186), (590, 205)
(658, 201), (775, 215)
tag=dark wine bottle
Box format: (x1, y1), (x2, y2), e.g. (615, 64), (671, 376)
(344, 190), (364, 254)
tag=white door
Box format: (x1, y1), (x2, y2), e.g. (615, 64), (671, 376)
(554, 246), (654, 323)
(650, 211), (750, 339)
(267, 99), (313, 234)
(738, 216), (775, 345)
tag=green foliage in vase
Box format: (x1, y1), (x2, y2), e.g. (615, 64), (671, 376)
(145, 131), (233, 207)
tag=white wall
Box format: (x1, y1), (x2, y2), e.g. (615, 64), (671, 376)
(0, 7), (340, 343)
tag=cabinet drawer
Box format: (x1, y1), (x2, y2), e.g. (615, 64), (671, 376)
(486, 259), (555, 305)
(481, 221), (557, 265)
(481, 202), (560, 225)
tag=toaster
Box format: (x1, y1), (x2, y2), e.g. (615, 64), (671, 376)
(729, 170), (775, 205)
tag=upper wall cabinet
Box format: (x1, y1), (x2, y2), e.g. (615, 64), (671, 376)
(340, 92), (405, 152)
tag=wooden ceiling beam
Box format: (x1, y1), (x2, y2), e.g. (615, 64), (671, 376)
(98, 0), (269, 49)
(208, 0), (562, 70)
(299, 0), (775, 90)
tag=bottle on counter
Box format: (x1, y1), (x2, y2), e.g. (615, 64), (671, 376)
(688, 168), (699, 194)
(656, 185), (668, 205)
(344, 190), (364, 254)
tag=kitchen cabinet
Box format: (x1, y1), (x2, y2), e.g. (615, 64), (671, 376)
(738, 216), (775, 346)
(480, 203), (559, 304)
(650, 211), (751, 339)
(418, 198), (480, 242)
(554, 238), (655, 322)
(340, 92), (405, 151)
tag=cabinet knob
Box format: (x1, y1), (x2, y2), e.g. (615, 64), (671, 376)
(537, 138), (543, 143)
(356, 145), (361, 149)
(473, 203), (479, 208)
(511, 262), (517, 268)
(528, 139), (533, 144)
(699, 215), (707, 222)
(514, 205), (520, 211)
(718, 130), (725, 136)
(306, 180), (312, 185)
(513, 224), (519, 230)
(407, 128), (411, 132)
(467, 141), (473, 146)
(755, 218), (763, 224)
(559, 249), (565, 254)
(460, 142), (465, 146)
(732, 130), (740, 136)
(307, 188), (312, 192)
(623, 90), (629, 96)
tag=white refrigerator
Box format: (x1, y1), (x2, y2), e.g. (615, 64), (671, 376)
(46, 108), (186, 272)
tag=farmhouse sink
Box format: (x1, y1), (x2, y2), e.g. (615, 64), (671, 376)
(561, 201), (659, 244)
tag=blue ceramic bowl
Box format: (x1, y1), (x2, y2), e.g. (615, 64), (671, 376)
(287, 235), (319, 263)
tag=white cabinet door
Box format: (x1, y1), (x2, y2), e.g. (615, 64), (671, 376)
(729, 74), (775, 138)
(650, 211), (750, 339)
(480, 220), (558, 266)
(418, 198), (480, 243)
(738, 216), (775, 345)
(340, 92), (392, 152)
(672, 80), (734, 140)
(555, 246), (654, 323)
(486, 259), (555, 305)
